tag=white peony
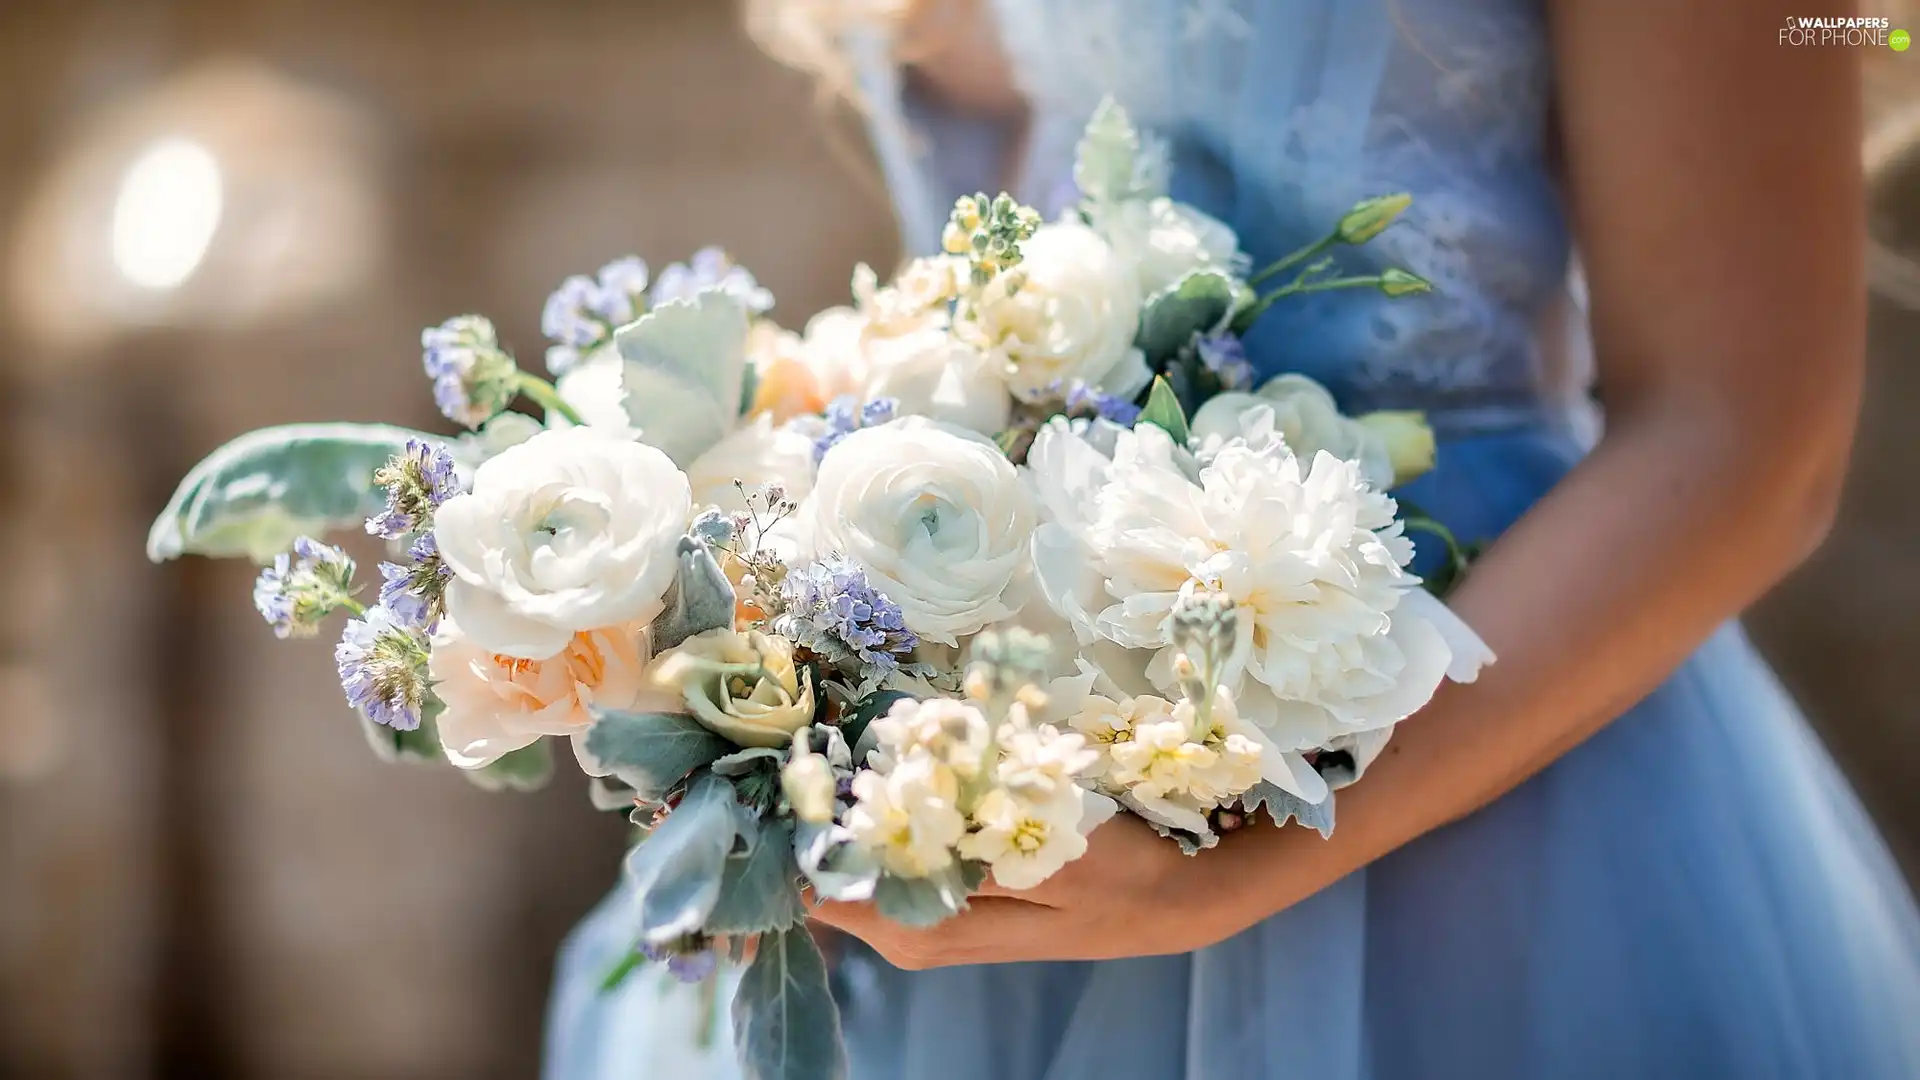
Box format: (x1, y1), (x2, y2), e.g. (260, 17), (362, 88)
(1025, 417), (1493, 803)
(961, 219), (1151, 403)
(434, 426), (692, 659)
(429, 616), (662, 770)
(844, 748), (968, 879)
(791, 417), (1035, 646)
(1098, 196), (1245, 298)
(1190, 374), (1405, 490)
(684, 413), (816, 513)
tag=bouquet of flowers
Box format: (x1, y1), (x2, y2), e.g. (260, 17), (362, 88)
(147, 101), (1491, 1080)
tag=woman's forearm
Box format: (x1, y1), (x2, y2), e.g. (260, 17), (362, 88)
(1194, 402), (1853, 933)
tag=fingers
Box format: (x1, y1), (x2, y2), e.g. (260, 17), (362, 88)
(807, 895), (1060, 969)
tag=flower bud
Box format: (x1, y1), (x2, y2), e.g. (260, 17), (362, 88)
(781, 735), (838, 825)
(1336, 193), (1412, 245)
(1356, 410), (1437, 486)
(1378, 267), (1431, 298)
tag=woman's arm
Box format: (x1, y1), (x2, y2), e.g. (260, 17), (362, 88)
(813, 0), (1865, 964)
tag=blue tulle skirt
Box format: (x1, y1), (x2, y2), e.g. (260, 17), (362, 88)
(545, 423), (1920, 1080)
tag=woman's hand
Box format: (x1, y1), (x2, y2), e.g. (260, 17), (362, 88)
(808, 814), (1223, 968)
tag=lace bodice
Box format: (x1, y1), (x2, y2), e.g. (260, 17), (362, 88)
(857, 0), (1595, 437)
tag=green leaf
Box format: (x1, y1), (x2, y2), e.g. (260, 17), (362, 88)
(628, 772), (738, 945)
(731, 928), (848, 1080)
(1135, 270), (1236, 366)
(841, 690), (914, 760)
(708, 819), (806, 935)
(463, 740), (555, 793)
(1136, 376), (1191, 445)
(871, 867), (971, 928)
(794, 821), (878, 903)
(584, 710), (731, 803)
(1238, 782), (1335, 838)
(614, 290), (750, 466)
(651, 537), (737, 652)
(1074, 97), (1153, 205)
(712, 746), (785, 778)
(148, 423), (439, 564)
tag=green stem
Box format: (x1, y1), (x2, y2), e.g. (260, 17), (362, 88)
(340, 597), (367, 617)
(1245, 231), (1338, 289)
(1238, 274), (1387, 327)
(517, 372), (588, 427)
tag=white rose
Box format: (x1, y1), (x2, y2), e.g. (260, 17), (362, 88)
(1190, 374), (1399, 489)
(792, 417), (1035, 646)
(684, 413), (816, 513)
(429, 616), (663, 770)
(861, 329), (1012, 436)
(1100, 197), (1244, 298)
(963, 219), (1150, 403)
(435, 426), (692, 659)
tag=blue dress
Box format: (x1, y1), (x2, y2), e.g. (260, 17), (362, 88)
(547, 1), (1920, 1076)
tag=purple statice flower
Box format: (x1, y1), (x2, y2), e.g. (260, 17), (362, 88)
(776, 556), (919, 675)
(253, 537), (356, 640)
(641, 939), (718, 984)
(541, 256), (654, 376)
(335, 604), (430, 731)
(376, 532), (453, 630)
(422, 315), (520, 429)
(651, 247), (775, 314)
(811, 395), (898, 463)
(1065, 382), (1143, 426)
(1196, 332), (1255, 390)
(367, 439), (459, 540)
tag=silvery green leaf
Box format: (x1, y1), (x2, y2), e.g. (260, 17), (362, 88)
(1239, 782), (1336, 838)
(148, 423), (438, 564)
(794, 821), (878, 903)
(871, 867), (971, 927)
(712, 746), (786, 777)
(1136, 376), (1192, 445)
(1136, 269), (1237, 366)
(708, 818), (806, 935)
(614, 290), (750, 466)
(842, 690), (915, 761)
(464, 740), (554, 793)
(359, 712), (444, 765)
(651, 537), (737, 652)
(584, 709), (731, 803)
(1143, 816), (1215, 855)
(628, 772), (738, 945)
(588, 777), (638, 812)
(731, 928), (848, 1080)
(1074, 97), (1149, 205)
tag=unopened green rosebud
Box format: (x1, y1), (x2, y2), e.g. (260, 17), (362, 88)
(1356, 410), (1437, 486)
(1337, 193), (1413, 245)
(1379, 267), (1431, 297)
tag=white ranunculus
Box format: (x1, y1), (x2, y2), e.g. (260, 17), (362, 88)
(434, 426), (692, 659)
(1099, 196), (1244, 298)
(1190, 374), (1401, 490)
(962, 219), (1150, 403)
(429, 616), (664, 770)
(792, 417), (1035, 646)
(1025, 417), (1493, 803)
(861, 328), (1013, 437)
(684, 412), (816, 513)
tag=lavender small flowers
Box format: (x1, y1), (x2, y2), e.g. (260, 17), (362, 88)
(423, 315), (521, 430)
(651, 247), (774, 314)
(335, 605), (431, 731)
(253, 538), (357, 640)
(776, 556), (919, 675)
(811, 395), (897, 463)
(640, 937), (718, 985)
(1064, 382), (1143, 426)
(1196, 333), (1255, 391)
(541, 256), (653, 376)
(367, 439), (459, 540)
(378, 534), (451, 630)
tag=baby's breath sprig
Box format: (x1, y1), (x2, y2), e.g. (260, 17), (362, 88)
(943, 192), (1042, 289)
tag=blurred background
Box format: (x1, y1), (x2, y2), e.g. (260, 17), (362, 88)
(0, 2), (1916, 1077)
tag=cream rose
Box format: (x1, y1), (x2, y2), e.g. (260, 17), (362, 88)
(435, 426), (691, 659)
(1099, 196), (1244, 298)
(962, 219), (1150, 403)
(430, 616), (662, 770)
(645, 628), (816, 748)
(684, 413), (816, 513)
(793, 417), (1035, 646)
